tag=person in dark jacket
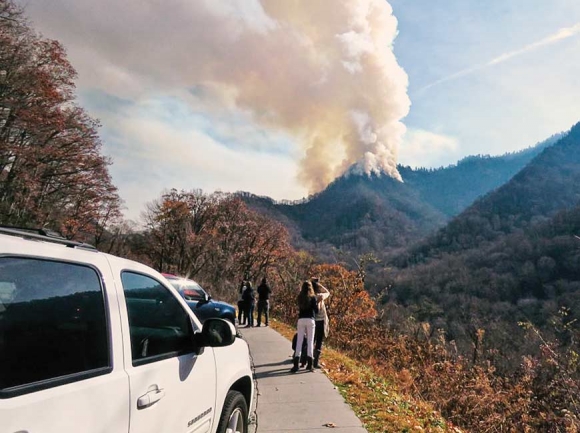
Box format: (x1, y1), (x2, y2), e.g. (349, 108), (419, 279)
(238, 281), (247, 325)
(256, 277), (272, 327)
(290, 281), (318, 373)
(242, 281), (255, 327)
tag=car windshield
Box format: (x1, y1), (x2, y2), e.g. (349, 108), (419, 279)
(168, 278), (207, 301)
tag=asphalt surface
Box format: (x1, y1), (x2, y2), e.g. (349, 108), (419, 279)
(240, 325), (368, 433)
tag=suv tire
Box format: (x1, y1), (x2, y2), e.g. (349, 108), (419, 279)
(216, 390), (248, 433)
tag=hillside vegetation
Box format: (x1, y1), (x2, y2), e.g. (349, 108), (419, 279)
(0, 1), (121, 239)
(386, 124), (580, 364)
(409, 123), (580, 259)
(272, 264), (579, 432)
(400, 133), (561, 217)
(241, 135), (559, 257)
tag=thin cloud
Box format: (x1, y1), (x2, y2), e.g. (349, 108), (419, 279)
(418, 22), (580, 94)
(399, 129), (458, 168)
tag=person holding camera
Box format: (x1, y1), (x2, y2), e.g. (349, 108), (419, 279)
(311, 277), (330, 369)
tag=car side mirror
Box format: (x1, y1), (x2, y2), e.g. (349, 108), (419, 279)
(194, 318), (236, 348)
(197, 292), (210, 306)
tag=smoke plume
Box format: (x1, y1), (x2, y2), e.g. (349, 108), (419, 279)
(24, 0), (410, 193)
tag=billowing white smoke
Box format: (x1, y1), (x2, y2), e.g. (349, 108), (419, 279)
(248, 0), (411, 190)
(25, 0), (410, 193)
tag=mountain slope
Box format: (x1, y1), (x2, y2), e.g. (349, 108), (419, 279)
(387, 203), (580, 367)
(399, 133), (561, 217)
(406, 123), (580, 260)
(241, 133), (560, 254)
(385, 122), (580, 367)
(243, 173), (448, 253)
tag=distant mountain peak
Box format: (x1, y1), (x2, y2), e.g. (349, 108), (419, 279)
(340, 163), (403, 183)
(241, 126), (571, 255)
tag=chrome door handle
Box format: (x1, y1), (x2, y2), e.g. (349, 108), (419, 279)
(137, 388), (166, 409)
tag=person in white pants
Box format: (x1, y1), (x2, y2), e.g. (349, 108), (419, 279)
(290, 281), (319, 373)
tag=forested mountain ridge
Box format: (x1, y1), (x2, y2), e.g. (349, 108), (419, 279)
(386, 196), (580, 370)
(286, 173), (448, 247)
(242, 172), (448, 254)
(400, 133), (562, 217)
(377, 202), (580, 433)
(241, 133), (561, 254)
(406, 122), (580, 262)
(384, 122), (580, 374)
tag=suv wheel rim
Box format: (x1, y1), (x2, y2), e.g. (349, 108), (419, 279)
(225, 407), (244, 433)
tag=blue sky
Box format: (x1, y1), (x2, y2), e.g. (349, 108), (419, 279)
(19, 0), (580, 219)
(390, 0), (580, 167)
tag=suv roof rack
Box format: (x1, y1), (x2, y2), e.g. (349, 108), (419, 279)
(0, 226), (98, 251)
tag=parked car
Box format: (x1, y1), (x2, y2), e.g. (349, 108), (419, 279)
(0, 227), (253, 433)
(164, 274), (236, 325)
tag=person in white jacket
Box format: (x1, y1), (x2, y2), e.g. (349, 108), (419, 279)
(311, 277), (330, 369)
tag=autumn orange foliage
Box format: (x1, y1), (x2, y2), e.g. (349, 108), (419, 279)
(272, 263), (580, 432)
(0, 0), (121, 239)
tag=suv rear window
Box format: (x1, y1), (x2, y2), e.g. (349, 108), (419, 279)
(0, 257), (109, 395)
(168, 278), (207, 301)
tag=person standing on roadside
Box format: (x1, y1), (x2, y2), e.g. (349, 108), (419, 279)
(238, 281), (246, 325)
(256, 277), (271, 327)
(312, 277), (330, 369)
(290, 281), (318, 373)
(242, 280), (255, 327)
(238, 281), (247, 326)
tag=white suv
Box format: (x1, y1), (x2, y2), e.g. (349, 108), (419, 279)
(0, 227), (253, 433)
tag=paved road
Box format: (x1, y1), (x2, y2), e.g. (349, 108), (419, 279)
(240, 325), (368, 433)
